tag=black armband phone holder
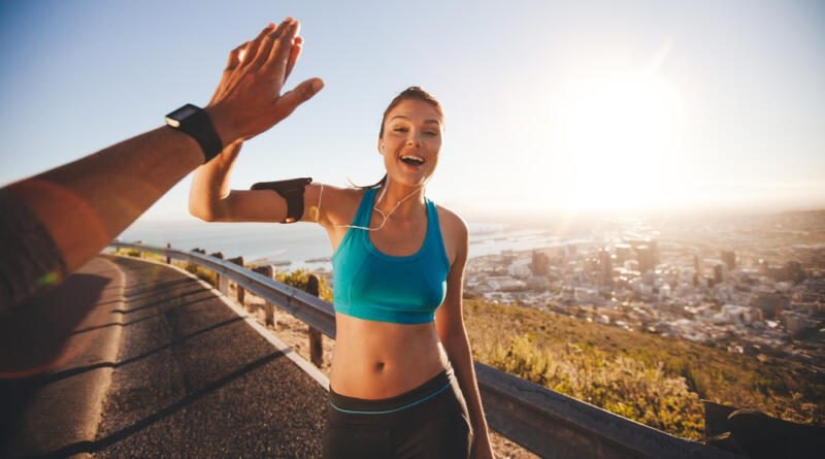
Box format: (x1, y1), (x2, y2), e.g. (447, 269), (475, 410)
(250, 177), (312, 224)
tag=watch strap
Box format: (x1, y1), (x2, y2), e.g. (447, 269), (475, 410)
(165, 104), (223, 163)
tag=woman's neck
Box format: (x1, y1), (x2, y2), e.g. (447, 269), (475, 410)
(374, 182), (425, 219)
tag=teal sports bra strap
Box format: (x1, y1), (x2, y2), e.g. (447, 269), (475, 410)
(353, 188), (377, 227)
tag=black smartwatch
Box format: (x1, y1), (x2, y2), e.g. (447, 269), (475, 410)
(165, 104), (223, 163)
(250, 177), (313, 223)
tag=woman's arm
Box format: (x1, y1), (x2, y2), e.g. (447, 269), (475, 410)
(189, 22), (333, 224)
(188, 141), (332, 224)
(436, 218), (495, 459)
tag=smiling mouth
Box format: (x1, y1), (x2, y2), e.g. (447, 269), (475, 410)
(400, 155), (425, 166)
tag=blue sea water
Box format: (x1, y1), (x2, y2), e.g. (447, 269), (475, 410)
(116, 218), (580, 271)
(117, 219), (333, 270)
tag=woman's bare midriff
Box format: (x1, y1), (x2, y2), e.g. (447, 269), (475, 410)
(329, 313), (449, 399)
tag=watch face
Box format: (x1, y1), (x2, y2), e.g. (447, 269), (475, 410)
(173, 104), (200, 119)
(163, 103), (222, 162)
(166, 104), (200, 127)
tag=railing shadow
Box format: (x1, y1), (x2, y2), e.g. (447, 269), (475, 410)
(0, 274), (110, 378)
(1, 272), (111, 458)
(22, 352), (286, 459)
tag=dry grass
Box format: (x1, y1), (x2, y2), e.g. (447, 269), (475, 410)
(465, 299), (824, 437)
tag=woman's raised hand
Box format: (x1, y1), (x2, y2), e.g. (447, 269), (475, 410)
(206, 18), (323, 147)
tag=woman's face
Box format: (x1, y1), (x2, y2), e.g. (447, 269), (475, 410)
(378, 99), (443, 188)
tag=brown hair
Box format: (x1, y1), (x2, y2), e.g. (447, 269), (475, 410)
(362, 87), (444, 189)
(378, 86), (444, 138)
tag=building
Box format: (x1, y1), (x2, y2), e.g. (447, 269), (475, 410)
(721, 250), (736, 270)
(714, 264), (728, 284)
(598, 248), (614, 287)
(637, 244), (657, 274)
(781, 310), (813, 335)
(487, 276), (527, 292)
(614, 244), (633, 264)
(712, 304), (762, 325)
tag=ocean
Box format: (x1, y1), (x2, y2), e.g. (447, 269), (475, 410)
(116, 218), (586, 271)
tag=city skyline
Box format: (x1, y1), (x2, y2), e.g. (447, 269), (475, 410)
(1, 0), (823, 222)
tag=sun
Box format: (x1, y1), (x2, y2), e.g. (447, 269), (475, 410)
(561, 71), (684, 212)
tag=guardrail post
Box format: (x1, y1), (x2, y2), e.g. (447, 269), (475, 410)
(252, 265), (276, 326)
(228, 256), (245, 305)
(209, 252), (228, 294)
(305, 274), (324, 368)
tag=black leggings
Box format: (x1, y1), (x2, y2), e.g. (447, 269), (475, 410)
(322, 369), (472, 459)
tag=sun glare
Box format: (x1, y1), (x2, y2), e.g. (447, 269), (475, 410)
(562, 71), (684, 212)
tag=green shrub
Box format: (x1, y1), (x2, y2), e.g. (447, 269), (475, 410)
(114, 247), (167, 262)
(485, 333), (705, 439)
(275, 269), (333, 302)
(115, 248), (142, 258)
(185, 262), (217, 287)
(465, 299), (824, 439)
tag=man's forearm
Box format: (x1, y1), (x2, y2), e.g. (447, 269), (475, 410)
(0, 126), (203, 309)
(0, 18), (323, 311)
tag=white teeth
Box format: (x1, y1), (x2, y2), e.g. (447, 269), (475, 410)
(400, 155), (424, 165)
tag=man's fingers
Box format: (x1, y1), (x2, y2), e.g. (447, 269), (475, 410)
(285, 36), (303, 80)
(266, 19), (299, 75)
(207, 19), (321, 141)
(254, 21), (286, 68)
(227, 43), (246, 70)
(276, 78), (324, 117)
(210, 42), (248, 104)
(242, 23), (278, 68)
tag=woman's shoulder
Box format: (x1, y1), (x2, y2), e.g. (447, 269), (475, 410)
(311, 183), (366, 227)
(317, 184), (364, 200)
(435, 204), (468, 241)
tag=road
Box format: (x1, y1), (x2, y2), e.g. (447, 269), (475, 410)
(1, 255), (328, 458)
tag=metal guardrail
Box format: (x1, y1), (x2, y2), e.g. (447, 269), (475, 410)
(109, 242), (741, 459)
(111, 241), (335, 337)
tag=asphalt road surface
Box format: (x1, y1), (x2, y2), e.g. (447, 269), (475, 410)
(1, 255), (328, 458)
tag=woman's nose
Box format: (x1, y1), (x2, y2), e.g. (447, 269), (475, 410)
(406, 131), (422, 146)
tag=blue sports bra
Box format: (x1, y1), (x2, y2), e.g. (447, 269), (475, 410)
(331, 187), (451, 324)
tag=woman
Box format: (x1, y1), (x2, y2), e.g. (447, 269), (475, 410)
(190, 22), (494, 459)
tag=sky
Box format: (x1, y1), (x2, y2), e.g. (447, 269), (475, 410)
(1, 0), (824, 225)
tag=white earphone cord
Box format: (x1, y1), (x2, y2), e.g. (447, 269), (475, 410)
(330, 184), (424, 232)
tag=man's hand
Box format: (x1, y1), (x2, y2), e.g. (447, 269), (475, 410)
(206, 18), (324, 146)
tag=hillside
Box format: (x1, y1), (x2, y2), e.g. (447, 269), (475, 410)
(464, 299), (824, 439)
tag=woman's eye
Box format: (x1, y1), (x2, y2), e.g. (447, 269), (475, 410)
(393, 126), (409, 132)
(424, 131), (438, 137)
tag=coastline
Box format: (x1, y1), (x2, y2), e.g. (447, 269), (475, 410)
(116, 218), (588, 272)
